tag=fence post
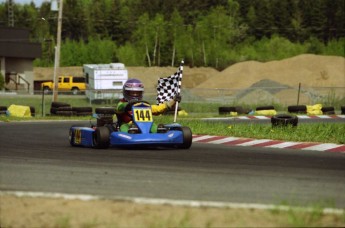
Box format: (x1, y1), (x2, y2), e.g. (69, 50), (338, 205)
(297, 83), (301, 105)
(41, 86), (45, 117)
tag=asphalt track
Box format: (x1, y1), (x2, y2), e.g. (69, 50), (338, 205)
(0, 121), (345, 209)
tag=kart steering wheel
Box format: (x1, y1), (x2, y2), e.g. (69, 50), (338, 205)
(124, 100), (151, 113)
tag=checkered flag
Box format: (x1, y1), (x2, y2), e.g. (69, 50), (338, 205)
(156, 61), (184, 104)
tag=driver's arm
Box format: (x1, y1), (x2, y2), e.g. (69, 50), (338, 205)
(116, 100), (127, 113)
(151, 103), (169, 114)
(151, 94), (181, 115)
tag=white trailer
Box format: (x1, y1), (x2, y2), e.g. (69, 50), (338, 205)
(83, 63), (128, 102)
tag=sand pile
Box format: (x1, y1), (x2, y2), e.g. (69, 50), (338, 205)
(196, 54), (345, 89)
(34, 54), (345, 90)
(34, 54), (344, 104)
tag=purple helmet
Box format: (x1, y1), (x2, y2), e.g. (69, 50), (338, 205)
(123, 78), (144, 101)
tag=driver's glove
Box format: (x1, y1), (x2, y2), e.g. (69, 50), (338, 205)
(166, 94), (182, 109)
(174, 94), (182, 102)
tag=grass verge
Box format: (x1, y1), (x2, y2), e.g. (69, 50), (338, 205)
(1, 195), (344, 228)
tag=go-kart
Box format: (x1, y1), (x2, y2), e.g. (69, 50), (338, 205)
(69, 100), (193, 149)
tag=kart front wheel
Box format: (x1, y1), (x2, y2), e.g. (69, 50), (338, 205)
(178, 126), (192, 149)
(93, 126), (110, 149)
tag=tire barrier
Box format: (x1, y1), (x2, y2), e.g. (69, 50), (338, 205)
(50, 102), (92, 117)
(50, 106), (74, 116)
(321, 106), (335, 115)
(255, 105), (276, 116)
(218, 106), (249, 115)
(218, 104), (344, 116)
(288, 105), (307, 114)
(29, 106), (35, 117)
(51, 101), (71, 108)
(271, 114), (298, 127)
(0, 106), (7, 115)
(256, 105), (275, 111)
(72, 107), (93, 116)
(95, 107), (116, 127)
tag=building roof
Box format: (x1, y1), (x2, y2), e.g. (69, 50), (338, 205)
(0, 27), (41, 59)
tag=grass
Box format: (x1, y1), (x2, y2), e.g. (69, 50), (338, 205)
(1, 95), (344, 144)
(153, 116), (345, 144)
(1, 195), (344, 228)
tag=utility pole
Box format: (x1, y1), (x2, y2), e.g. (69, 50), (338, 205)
(52, 0), (63, 102)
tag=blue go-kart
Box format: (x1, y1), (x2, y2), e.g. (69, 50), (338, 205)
(69, 100), (193, 149)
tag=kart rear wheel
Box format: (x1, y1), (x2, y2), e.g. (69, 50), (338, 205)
(93, 126), (110, 149)
(178, 126), (192, 149)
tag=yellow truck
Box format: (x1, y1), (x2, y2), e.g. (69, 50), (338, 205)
(41, 76), (86, 95)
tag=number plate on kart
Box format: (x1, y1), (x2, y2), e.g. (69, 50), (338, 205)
(133, 108), (152, 122)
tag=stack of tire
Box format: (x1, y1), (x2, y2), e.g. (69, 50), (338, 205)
(271, 114), (298, 127)
(50, 102), (92, 116)
(0, 106), (7, 115)
(255, 105), (276, 116)
(218, 106), (249, 115)
(50, 102), (73, 116)
(73, 106), (93, 116)
(29, 106), (36, 117)
(95, 107), (116, 127)
(342, 106), (345, 115)
(255, 105), (275, 112)
(288, 105), (336, 115)
(287, 105), (307, 114)
(321, 106), (335, 115)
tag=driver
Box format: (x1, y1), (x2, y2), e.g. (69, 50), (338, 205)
(116, 78), (181, 133)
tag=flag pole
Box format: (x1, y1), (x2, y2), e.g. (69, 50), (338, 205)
(173, 101), (179, 123)
(173, 60), (184, 123)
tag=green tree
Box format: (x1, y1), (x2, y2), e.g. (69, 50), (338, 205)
(151, 13), (167, 66)
(298, 0), (326, 41)
(87, 0), (109, 38)
(252, 0), (274, 39)
(15, 3), (37, 30)
(117, 42), (145, 66)
(168, 8), (184, 66)
(63, 0), (88, 41)
(183, 25), (196, 67)
(324, 0), (345, 41)
(132, 13), (154, 66)
(271, 0), (293, 38)
(195, 18), (209, 66)
(107, 0), (124, 44)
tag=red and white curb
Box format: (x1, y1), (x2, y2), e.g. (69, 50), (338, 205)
(192, 135), (345, 152)
(203, 114), (345, 120)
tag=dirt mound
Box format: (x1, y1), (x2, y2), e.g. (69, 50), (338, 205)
(196, 54), (345, 89)
(127, 66), (218, 89)
(34, 54), (344, 102)
(237, 88), (280, 104)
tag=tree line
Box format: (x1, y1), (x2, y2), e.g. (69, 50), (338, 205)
(0, 0), (344, 69)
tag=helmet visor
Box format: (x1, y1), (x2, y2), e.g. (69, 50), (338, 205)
(127, 90), (143, 98)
